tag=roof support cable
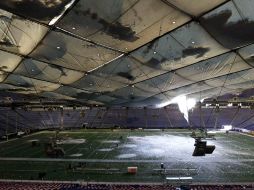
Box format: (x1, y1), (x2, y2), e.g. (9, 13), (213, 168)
(200, 102), (206, 129)
(72, 110), (83, 129)
(236, 110), (254, 128)
(99, 108), (108, 128)
(229, 106), (241, 126)
(14, 109), (39, 130)
(205, 54), (237, 129)
(89, 107), (99, 128)
(164, 107), (173, 128)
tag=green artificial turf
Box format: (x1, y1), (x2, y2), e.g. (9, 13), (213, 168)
(0, 129), (253, 183)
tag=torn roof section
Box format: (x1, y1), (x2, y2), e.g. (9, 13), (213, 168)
(0, 0), (253, 107)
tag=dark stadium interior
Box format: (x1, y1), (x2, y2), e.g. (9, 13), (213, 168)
(0, 0), (254, 189)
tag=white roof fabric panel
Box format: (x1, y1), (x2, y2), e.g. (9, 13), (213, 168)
(14, 58), (84, 84)
(54, 86), (92, 101)
(233, 0), (254, 21)
(134, 72), (191, 94)
(40, 91), (75, 100)
(226, 80), (254, 91)
(205, 69), (254, 87)
(108, 85), (155, 103)
(4, 74), (60, 94)
(131, 22), (227, 72)
(71, 74), (127, 93)
(89, 55), (165, 84)
(0, 50), (22, 82)
(238, 44), (254, 67)
(57, 0), (140, 38)
(132, 52), (250, 99)
(0, 0), (75, 24)
(30, 30), (122, 72)
(91, 56), (140, 85)
(0, 9), (48, 55)
(187, 87), (238, 100)
(164, 82), (212, 99)
(0, 1), (254, 107)
(140, 94), (170, 108)
(200, 0), (254, 49)
(165, 0), (226, 16)
(57, 0), (190, 51)
(0, 83), (28, 93)
(176, 53), (250, 82)
(92, 95), (118, 105)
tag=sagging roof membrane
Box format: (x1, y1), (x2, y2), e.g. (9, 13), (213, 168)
(0, 0), (254, 107)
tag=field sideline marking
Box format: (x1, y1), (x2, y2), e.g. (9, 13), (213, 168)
(238, 132), (254, 138)
(0, 131), (45, 145)
(0, 130), (193, 145)
(0, 179), (254, 186)
(37, 130), (193, 134)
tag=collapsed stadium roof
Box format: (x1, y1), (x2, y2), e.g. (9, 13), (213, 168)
(0, 0), (254, 107)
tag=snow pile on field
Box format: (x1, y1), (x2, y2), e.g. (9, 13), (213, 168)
(102, 140), (120, 144)
(57, 138), (86, 144)
(70, 153), (83, 157)
(98, 148), (114, 152)
(117, 153), (136, 159)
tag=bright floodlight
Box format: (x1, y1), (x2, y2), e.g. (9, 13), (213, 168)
(222, 125), (233, 131)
